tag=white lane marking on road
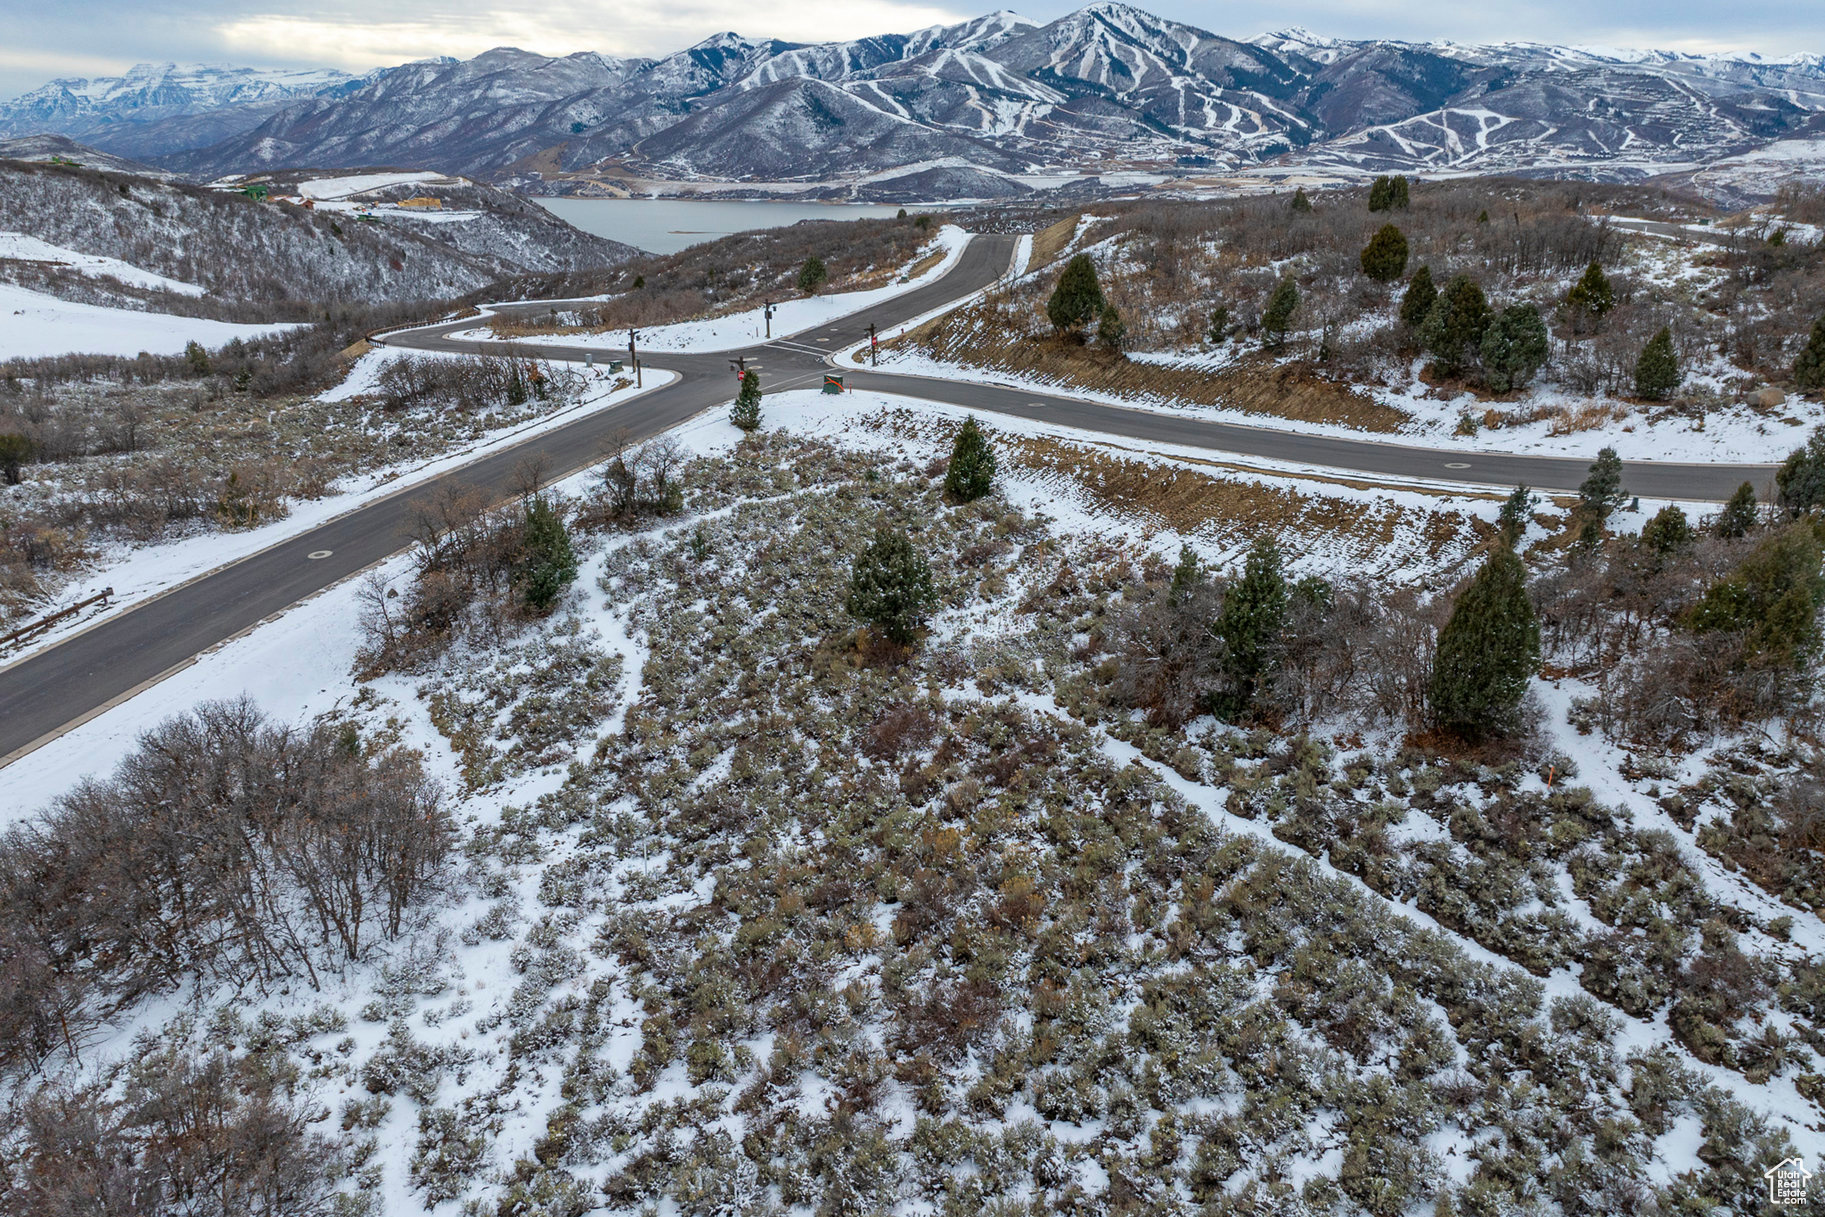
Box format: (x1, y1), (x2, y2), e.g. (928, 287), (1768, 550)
(307, 550), (333, 560)
(1028, 402), (1046, 408)
(1443, 462), (1471, 469)
(816, 338), (830, 343)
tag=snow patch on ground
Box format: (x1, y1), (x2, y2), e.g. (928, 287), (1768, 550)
(0, 283), (295, 360)
(0, 231), (205, 296)
(297, 172), (464, 200)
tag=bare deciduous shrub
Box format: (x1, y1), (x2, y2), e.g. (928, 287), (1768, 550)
(0, 698), (451, 1076)
(585, 433), (687, 524)
(360, 482), (561, 672)
(5, 1045), (341, 1217)
(375, 354), (578, 414)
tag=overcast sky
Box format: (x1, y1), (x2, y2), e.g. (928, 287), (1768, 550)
(4, 0), (1822, 98)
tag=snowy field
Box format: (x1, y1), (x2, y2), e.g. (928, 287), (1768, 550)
(2, 380), (1513, 810)
(0, 230), (205, 295)
(297, 171), (465, 201)
(6, 387), (1819, 1214)
(0, 282), (296, 359)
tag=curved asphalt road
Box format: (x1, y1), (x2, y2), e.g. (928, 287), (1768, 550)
(0, 232), (1784, 768)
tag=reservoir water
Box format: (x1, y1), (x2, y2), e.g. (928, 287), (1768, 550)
(535, 198), (913, 255)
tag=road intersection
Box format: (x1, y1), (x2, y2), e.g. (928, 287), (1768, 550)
(0, 233), (1783, 768)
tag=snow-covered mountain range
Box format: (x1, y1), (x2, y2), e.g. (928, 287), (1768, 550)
(4, 4), (1822, 193)
(0, 62), (378, 156)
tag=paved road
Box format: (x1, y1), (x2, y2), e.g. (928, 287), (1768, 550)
(400, 237), (1780, 504)
(0, 236), (1019, 768)
(0, 231), (1784, 767)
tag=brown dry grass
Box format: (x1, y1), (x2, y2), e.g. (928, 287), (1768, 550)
(899, 301), (1409, 432)
(1545, 402), (1631, 435)
(1003, 435), (1488, 559)
(1028, 217), (1078, 268)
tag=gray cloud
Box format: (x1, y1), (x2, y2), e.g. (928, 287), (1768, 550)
(3, 0), (1820, 98)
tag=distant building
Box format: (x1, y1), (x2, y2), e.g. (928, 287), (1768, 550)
(399, 196), (443, 210)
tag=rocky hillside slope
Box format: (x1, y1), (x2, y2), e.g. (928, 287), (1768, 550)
(0, 158), (633, 312)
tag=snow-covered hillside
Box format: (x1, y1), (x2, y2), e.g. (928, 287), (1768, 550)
(4, 394), (1819, 1215)
(0, 283), (294, 360)
(0, 159), (634, 313)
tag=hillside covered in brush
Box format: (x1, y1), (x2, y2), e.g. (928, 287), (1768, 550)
(0, 158), (633, 317)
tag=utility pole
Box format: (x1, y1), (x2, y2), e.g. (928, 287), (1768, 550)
(628, 328), (641, 387)
(764, 299), (774, 339)
(729, 355), (747, 381)
(867, 322), (878, 367)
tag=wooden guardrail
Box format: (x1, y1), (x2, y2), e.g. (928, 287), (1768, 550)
(1, 588), (113, 650)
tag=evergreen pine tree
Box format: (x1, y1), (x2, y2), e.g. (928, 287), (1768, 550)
(1477, 209), (1490, 224)
(1687, 523), (1825, 671)
(1097, 303), (1127, 352)
(1634, 326), (1680, 400)
(0, 433), (32, 486)
(1290, 187), (1313, 213)
(1046, 253), (1106, 335)
(1640, 505), (1693, 555)
(1777, 428), (1825, 516)
(1497, 485), (1534, 545)
(1578, 446), (1628, 525)
(1206, 304), (1231, 344)
(517, 496), (579, 613)
(1564, 260), (1614, 326)
(1368, 176), (1394, 212)
(797, 254), (828, 295)
(1419, 275), (1492, 376)
(1399, 266), (1437, 330)
(944, 415), (996, 502)
(1793, 316), (1825, 393)
(730, 369), (763, 432)
(184, 340), (210, 377)
(1480, 303), (1551, 392)
(1391, 176), (1410, 208)
(1715, 482), (1758, 539)
(1262, 275), (1299, 350)
(846, 528), (937, 646)
(1359, 224), (1410, 283)
(1213, 537), (1288, 719)
(1429, 546), (1540, 742)
(1168, 544), (1203, 606)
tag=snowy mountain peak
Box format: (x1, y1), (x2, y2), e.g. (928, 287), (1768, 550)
(15, 63), (354, 107)
(6, 4), (1825, 191)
